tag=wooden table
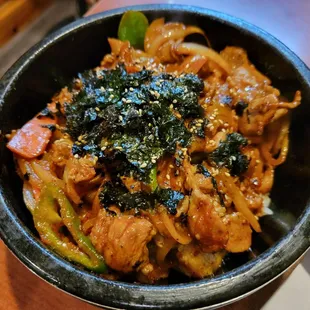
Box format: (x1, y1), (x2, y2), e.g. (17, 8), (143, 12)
(1, 1), (310, 309)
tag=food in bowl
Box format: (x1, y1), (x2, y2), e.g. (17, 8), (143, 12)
(6, 11), (301, 283)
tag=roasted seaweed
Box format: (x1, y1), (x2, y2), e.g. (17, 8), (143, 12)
(65, 65), (203, 180)
(99, 181), (184, 215)
(208, 133), (249, 176)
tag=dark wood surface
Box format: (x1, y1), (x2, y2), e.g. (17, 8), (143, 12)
(1, 1), (310, 309)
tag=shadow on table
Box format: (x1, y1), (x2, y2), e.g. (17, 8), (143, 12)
(5, 246), (296, 310)
(219, 271), (292, 310)
(301, 250), (310, 276)
(5, 248), (95, 310)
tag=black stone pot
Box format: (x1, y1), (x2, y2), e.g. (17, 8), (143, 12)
(0, 4), (309, 310)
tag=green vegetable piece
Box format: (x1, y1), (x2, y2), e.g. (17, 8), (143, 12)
(118, 11), (149, 49)
(34, 184), (106, 273)
(149, 166), (158, 192)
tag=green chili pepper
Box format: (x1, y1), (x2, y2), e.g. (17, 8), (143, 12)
(118, 11), (149, 49)
(149, 166), (158, 192)
(33, 183), (106, 273)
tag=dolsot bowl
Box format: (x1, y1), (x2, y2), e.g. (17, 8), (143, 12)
(0, 4), (309, 310)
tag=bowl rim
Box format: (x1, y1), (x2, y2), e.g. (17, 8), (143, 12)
(0, 4), (310, 310)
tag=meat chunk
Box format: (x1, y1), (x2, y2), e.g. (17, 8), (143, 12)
(177, 244), (225, 278)
(68, 156), (96, 183)
(183, 159), (228, 251)
(223, 212), (252, 253)
(188, 189), (228, 252)
(90, 210), (156, 273)
(51, 139), (73, 167)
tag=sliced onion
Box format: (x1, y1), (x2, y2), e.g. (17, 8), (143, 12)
(144, 18), (165, 51)
(31, 161), (65, 190)
(108, 38), (124, 55)
(145, 20), (205, 56)
(219, 172), (261, 232)
(23, 182), (36, 214)
(176, 42), (231, 74)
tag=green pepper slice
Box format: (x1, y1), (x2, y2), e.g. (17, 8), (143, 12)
(118, 11), (149, 49)
(33, 183), (106, 273)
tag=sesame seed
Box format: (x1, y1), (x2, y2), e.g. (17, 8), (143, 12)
(140, 163), (147, 168)
(126, 99), (132, 103)
(166, 174), (170, 180)
(108, 88), (114, 92)
(256, 160), (260, 164)
(95, 107), (100, 112)
(213, 169), (219, 176)
(169, 104), (174, 109)
(225, 172), (230, 177)
(101, 146), (106, 151)
(189, 128), (194, 132)
(209, 116), (215, 120)
(129, 87), (134, 91)
(210, 126), (215, 131)
(74, 154), (79, 158)
(151, 159), (156, 163)
(173, 99), (177, 104)
(100, 86), (105, 92)
(169, 164), (174, 169)
(119, 115), (123, 121)
(154, 91), (160, 98)
(197, 119), (204, 123)
(125, 88), (128, 93)
(221, 128), (226, 132)
(110, 94), (115, 98)
(148, 123), (152, 127)
(155, 81), (160, 86)
(196, 123), (202, 127)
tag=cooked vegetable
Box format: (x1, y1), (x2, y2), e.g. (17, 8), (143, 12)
(34, 184), (106, 272)
(118, 11), (149, 49)
(149, 166), (158, 192)
(175, 42), (231, 74)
